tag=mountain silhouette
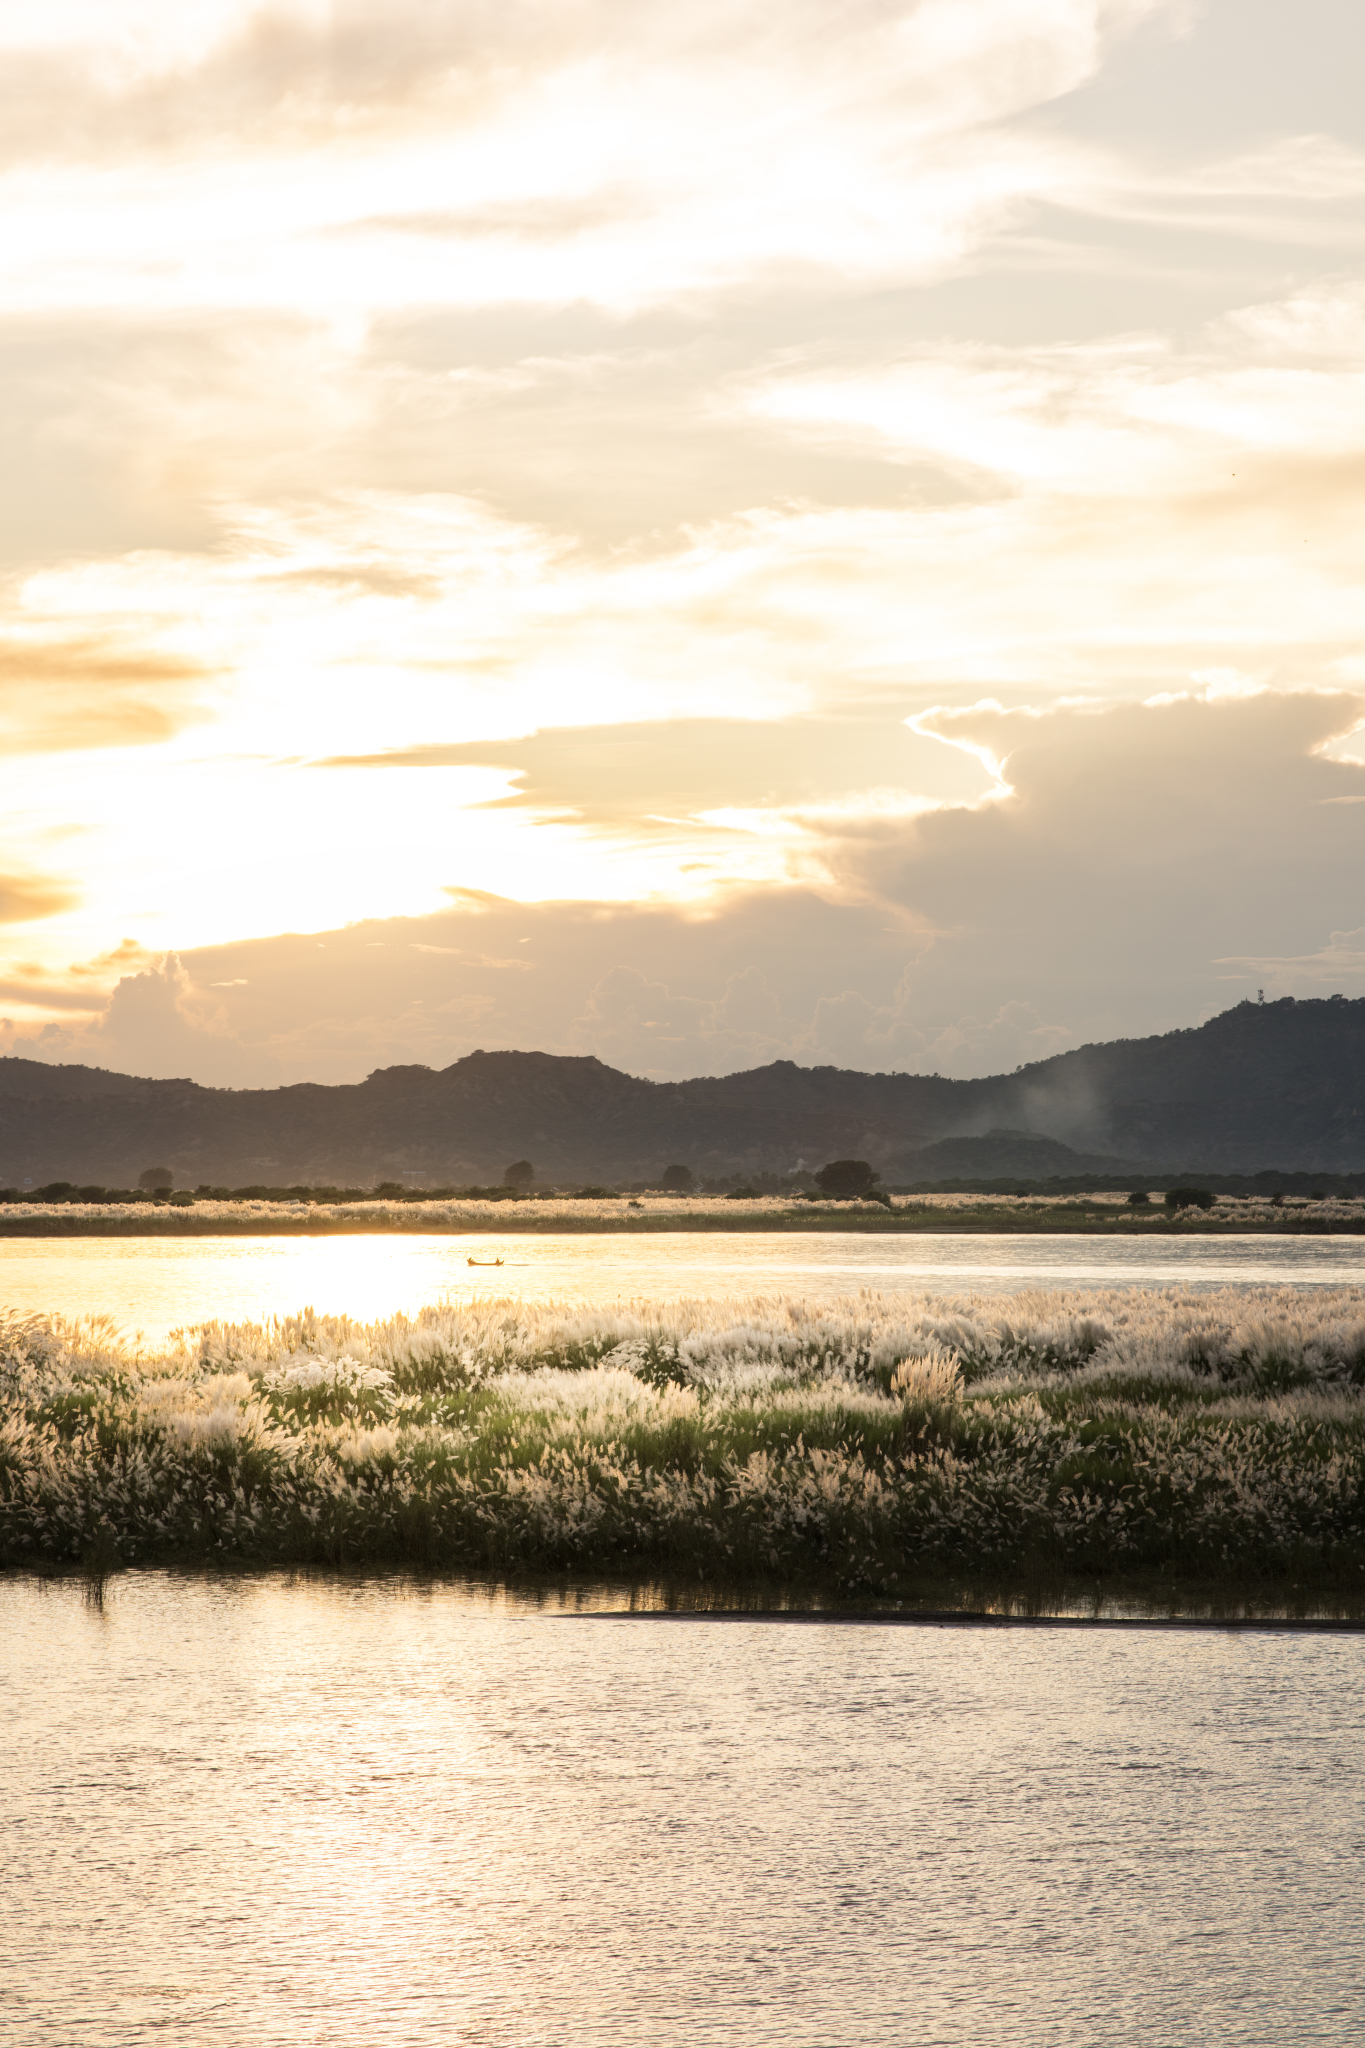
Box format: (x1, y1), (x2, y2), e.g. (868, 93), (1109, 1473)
(1, 996), (1362, 1186)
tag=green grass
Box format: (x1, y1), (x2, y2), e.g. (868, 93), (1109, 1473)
(4, 1287), (1365, 1615)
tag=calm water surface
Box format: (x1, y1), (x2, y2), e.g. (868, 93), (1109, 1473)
(2, 1573), (1362, 2047)
(3, 1231), (1364, 1343)
(7, 1239), (1363, 2042)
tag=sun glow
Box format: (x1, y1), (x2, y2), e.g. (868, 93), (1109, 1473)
(2, 0), (1363, 1076)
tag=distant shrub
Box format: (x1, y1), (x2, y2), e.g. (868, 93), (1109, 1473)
(138, 1166), (174, 1192)
(1127, 1190), (1151, 1207)
(815, 1159), (878, 1198)
(659, 1164), (694, 1191)
(1164, 1186), (1215, 1211)
(503, 1160), (535, 1188)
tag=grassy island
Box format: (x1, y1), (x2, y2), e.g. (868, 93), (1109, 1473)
(5, 1286), (1365, 1616)
(2, 1189), (1364, 1235)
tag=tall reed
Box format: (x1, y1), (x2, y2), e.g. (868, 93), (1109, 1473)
(3, 1287), (1364, 1604)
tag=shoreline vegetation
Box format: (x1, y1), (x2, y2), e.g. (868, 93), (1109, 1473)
(5, 1286), (1365, 1619)
(3, 1190), (1365, 1236)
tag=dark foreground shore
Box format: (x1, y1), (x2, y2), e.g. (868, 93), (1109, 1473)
(588, 1606), (1365, 1629)
(20, 1564), (1365, 1626)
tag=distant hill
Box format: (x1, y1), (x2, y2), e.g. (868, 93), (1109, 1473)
(1, 996), (1363, 1186)
(895, 1130), (1141, 1183)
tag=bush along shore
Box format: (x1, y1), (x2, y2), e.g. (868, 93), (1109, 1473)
(4, 1287), (1365, 1614)
(2, 1189), (1365, 1235)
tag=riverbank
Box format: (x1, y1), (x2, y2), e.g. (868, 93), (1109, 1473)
(3, 1191), (1364, 1236)
(6, 1286), (1364, 1615)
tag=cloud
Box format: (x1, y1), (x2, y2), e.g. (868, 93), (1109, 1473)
(97, 953), (199, 1063)
(2, 889), (923, 1083)
(825, 686), (1365, 1028)
(0, 313), (316, 572)
(1047, 0), (1365, 154)
(0, 871), (78, 925)
(6, 685), (1359, 1085)
(0, 2), (1155, 165)
(805, 985), (923, 1067)
(0, 980), (102, 1013)
(89, 952), (282, 1085)
(926, 999), (1077, 1072)
(0, 0), (1360, 1064)
(1216, 926), (1365, 991)
(570, 961), (789, 1072)
(737, 311), (1365, 701)
(0, 2), (1186, 346)
(0, 634), (208, 753)
(314, 715), (992, 827)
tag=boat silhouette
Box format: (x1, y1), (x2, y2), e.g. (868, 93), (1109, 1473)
(467, 1256), (504, 1267)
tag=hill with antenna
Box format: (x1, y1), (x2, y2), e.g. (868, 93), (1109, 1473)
(1, 997), (1362, 1188)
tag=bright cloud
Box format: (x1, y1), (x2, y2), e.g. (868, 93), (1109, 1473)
(2, 0), (1363, 1078)
(9, 685), (1363, 1082)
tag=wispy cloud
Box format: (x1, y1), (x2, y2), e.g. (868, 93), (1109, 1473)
(0, 870), (79, 927)
(2, 0), (1363, 1076)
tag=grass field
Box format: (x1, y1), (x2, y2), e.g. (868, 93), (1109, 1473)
(1, 1190), (1364, 1235)
(6, 1286), (1365, 1614)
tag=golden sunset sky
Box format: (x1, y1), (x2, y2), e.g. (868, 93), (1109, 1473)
(2, 0), (1364, 1084)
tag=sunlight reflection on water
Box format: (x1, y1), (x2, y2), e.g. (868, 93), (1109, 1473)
(1, 1230), (1363, 1345)
(2, 1572), (1363, 2047)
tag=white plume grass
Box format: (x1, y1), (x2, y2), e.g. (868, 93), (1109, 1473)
(3, 1284), (1364, 1607)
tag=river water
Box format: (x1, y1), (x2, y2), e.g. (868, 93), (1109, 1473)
(3, 1230), (1364, 1344)
(2, 1573), (1362, 2047)
(5, 1236), (1364, 2043)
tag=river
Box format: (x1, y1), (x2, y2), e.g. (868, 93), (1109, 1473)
(2, 1572), (1362, 2047)
(5, 1235), (1364, 2043)
(3, 1230), (1364, 1344)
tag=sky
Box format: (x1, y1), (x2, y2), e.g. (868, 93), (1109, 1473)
(2, 0), (1364, 1086)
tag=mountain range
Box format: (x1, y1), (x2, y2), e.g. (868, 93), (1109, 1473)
(1, 995), (1362, 1188)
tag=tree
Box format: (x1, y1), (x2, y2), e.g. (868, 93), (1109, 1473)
(1164, 1186), (1215, 1211)
(138, 1166), (174, 1191)
(815, 1159), (878, 1198)
(503, 1159), (535, 1188)
(1127, 1189), (1150, 1207)
(659, 1164), (694, 1191)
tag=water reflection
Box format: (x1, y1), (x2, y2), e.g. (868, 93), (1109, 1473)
(2, 1230), (1364, 1346)
(3, 1572), (1362, 2046)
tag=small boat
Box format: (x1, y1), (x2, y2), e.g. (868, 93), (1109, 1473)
(467, 1256), (504, 1267)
